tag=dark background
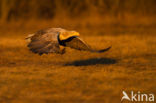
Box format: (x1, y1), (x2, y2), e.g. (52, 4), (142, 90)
(0, 0), (156, 21)
(0, 0), (155, 35)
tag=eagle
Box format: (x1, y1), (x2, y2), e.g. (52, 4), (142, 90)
(26, 28), (111, 55)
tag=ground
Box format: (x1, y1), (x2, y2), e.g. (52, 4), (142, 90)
(0, 24), (156, 103)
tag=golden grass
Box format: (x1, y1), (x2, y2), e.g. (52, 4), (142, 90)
(0, 25), (156, 103)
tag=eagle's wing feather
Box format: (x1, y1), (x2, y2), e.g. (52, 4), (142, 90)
(63, 36), (91, 51)
(27, 31), (62, 55)
(64, 36), (111, 53)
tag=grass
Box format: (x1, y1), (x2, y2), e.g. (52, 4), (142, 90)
(0, 25), (156, 103)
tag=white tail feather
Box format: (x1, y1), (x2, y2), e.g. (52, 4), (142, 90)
(25, 34), (34, 42)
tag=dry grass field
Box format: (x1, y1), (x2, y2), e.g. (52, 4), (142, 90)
(0, 23), (156, 103)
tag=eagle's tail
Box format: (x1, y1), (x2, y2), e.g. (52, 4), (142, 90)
(25, 34), (34, 42)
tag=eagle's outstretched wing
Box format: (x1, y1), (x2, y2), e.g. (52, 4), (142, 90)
(63, 36), (111, 53)
(26, 30), (63, 55)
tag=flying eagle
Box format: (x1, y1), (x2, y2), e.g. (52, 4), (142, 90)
(26, 28), (111, 55)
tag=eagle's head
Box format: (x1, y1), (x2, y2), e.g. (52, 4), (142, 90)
(59, 31), (80, 41)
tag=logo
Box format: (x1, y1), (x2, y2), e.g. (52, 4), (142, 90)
(121, 91), (154, 102)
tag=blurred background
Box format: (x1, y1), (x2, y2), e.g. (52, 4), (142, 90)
(0, 0), (155, 35)
(0, 0), (156, 21)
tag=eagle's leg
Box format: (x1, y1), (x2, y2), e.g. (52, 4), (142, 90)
(59, 46), (66, 54)
(60, 48), (66, 54)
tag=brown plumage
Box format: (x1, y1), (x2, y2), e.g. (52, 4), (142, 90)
(26, 28), (111, 55)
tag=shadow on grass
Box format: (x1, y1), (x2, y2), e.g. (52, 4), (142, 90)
(64, 57), (117, 66)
